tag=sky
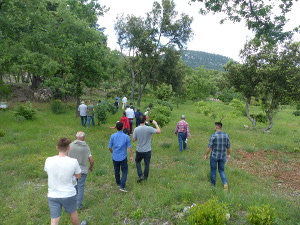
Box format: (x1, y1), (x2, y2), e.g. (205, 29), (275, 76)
(98, 0), (300, 61)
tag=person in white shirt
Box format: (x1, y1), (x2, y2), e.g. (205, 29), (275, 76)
(78, 101), (87, 127)
(125, 105), (135, 134)
(44, 138), (87, 225)
(122, 96), (127, 109)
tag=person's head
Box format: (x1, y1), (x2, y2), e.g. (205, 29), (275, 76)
(123, 111), (126, 117)
(57, 138), (72, 152)
(139, 114), (147, 124)
(215, 122), (223, 130)
(130, 103), (133, 106)
(76, 131), (85, 141)
(146, 108), (150, 111)
(81, 101), (85, 104)
(181, 115), (186, 120)
(116, 121), (124, 131)
(137, 108), (140, 112)
(126, 105), (129, 108)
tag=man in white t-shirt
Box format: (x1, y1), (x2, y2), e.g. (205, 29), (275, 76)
(44, 138), (87, 225)
(125, 105), (135, 134)
(78, 101), (87, 127)
(122, 96), (127, 109)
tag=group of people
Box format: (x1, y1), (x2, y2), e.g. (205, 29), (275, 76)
(78, 101), (95, 128)
(45, 104), (231, 224)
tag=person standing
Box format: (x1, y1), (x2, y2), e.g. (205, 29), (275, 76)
(78, 101), (87, 127)
(44, 137), (87, 225)
(119, 111), (130, 135)
(69, 132), (94, 209)
(125, 105), (135, 134)
(134, 108), (143, 127)
(122, 96), (127, 109)
(108, 122), (134, 192)
(87, 101), (95, 128)
(174, 115), (190, 152)
(204, 122), (231, 190)
(133, 115), (161, 182)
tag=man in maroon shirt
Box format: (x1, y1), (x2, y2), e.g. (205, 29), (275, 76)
(174, 115), (190, 152)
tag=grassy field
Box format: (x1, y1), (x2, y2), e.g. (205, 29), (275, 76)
(0, 99), (299, 224)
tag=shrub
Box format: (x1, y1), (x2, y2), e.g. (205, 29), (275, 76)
(94, 101), (116, 125)
(51, 99), (65, 114)
(292, 110), (300, 116)
(0, 83), (12, 100)
(247, 205), (276, 225)
(155, 83), (173, 101)
(129, 208), (144, 220)
(229, 98), (245, 116)
(13, 102), (36, 120)
(149, 105), (171, 128)
(187, 197), (228, 225)
(218, 89), (243, 103)
(0, 129), (5, 137)
(252, 113), (268, 123)
(296, 104), (300, 110)
(148, 100), (173, 111)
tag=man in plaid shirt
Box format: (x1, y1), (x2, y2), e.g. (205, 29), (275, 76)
(174, 115), (190, 152)
(204, 122), (231, 190)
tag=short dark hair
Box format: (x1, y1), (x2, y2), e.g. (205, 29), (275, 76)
(116, 122), (123, 131)
(123, 111), (126, 116)
(57, 138), (71, 151)
(215, 122), (222, 128)
(139, 114), (146, 123)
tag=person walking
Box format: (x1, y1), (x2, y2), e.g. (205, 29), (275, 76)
(108, 122), (134, 192)
(78, 101), (87, 127)
(69, 132), (94, 210)
(174, 115), (190, 152)
(133, 115), (161, 182)
(44, 137), (87, 225)
(134, 108), (143, 127)
(204, 122), (231, 190)
(86, 101), (95, 128)
(125, 105), (135, 135)
(122, 96), (127, 109)
(119, 111), (130, 135)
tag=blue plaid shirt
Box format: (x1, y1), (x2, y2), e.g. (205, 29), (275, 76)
(208, 131), (230, 160)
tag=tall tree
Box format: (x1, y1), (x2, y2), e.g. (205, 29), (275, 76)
(114, 0), (193, 106)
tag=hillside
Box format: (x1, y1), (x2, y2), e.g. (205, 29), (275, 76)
(181, 50), (232, 71)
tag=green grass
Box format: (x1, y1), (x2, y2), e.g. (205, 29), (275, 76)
(0, 100), (299, 224)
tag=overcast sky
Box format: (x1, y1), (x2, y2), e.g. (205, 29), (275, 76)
(98, 0), (300, 61)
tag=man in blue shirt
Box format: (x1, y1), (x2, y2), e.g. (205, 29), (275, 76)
(204, 122), (231, 190)
(108, 122), (133, 192)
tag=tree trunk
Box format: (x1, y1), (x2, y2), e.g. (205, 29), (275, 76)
(245, 97), (256, 127)
(263, 110), (273, 131)
(130, 66), (135, 104)
(30, 74), (42, 89)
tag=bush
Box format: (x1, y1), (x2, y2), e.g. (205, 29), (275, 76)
(252, 113), (268, 123)
(229, 98), (245, 116)
(296, 104), (300, 110)
(247, 205), (276, 225)
(94, 101), (117, 125)
(13, 102), (36, 120)
(0, 129), (5, 137)
(0, 83), (12, 100)
(149, 105), (171, 128)
(292, 110), (300, 116)
(187, 197), (228, 225)
(218, 89), (243, 103)
(155, 84), (173, 101)
(51, 99), (65, 114)
(148, 100), (173, 111)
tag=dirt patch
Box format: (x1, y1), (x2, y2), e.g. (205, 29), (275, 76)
(232, 149), (300, 193)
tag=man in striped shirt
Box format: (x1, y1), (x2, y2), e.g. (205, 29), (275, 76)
(204, 122), (231, 190)
(174, 115), (190, 152)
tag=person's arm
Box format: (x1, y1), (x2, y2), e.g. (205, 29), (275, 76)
(174, 124), (178, 135)
(226, 148), (231, 160)
(152, 120), (161, 134)
(204, 148), (212, 160)
(187, 123), (190, 138)
(75, 173), (81, 179)
(89, 156), (94, 172)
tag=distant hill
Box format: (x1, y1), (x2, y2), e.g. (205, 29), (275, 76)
(181, 50), (232, 71)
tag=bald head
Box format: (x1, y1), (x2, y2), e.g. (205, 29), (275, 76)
(76, 131), (85, 141)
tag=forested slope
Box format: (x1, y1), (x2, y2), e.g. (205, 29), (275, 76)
(181, 50), (232, 71)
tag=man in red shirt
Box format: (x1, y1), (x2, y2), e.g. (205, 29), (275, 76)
(174, 115), (190, 152)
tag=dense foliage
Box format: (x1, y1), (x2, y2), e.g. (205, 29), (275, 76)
(13, 102), (37, 120)
(247, 205), (276, 225)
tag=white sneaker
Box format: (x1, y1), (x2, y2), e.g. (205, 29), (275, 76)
(119, 188), (128, 193)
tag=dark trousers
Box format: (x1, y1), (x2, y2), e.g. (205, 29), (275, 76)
(129, 118), (134, 134)
(135, 151), (151, 179)
(113, 158), (128, 189)
(80, 116), (87, 126)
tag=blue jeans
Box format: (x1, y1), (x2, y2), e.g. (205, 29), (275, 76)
(178, 132), (187, 152)
(80, 116), (87, 126)
(87, 116), (95, 127)
(135, 151), (151, 179)
(75, 173), (87, 209)
(113, 158), (128, 189)
(210, 156), (228, 186)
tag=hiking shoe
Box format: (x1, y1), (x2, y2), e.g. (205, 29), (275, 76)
(137, 176), (144, 183)
(119, 188), (128, 193)
(80, 220), (88, 225)
(224, 184), (229, 191)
